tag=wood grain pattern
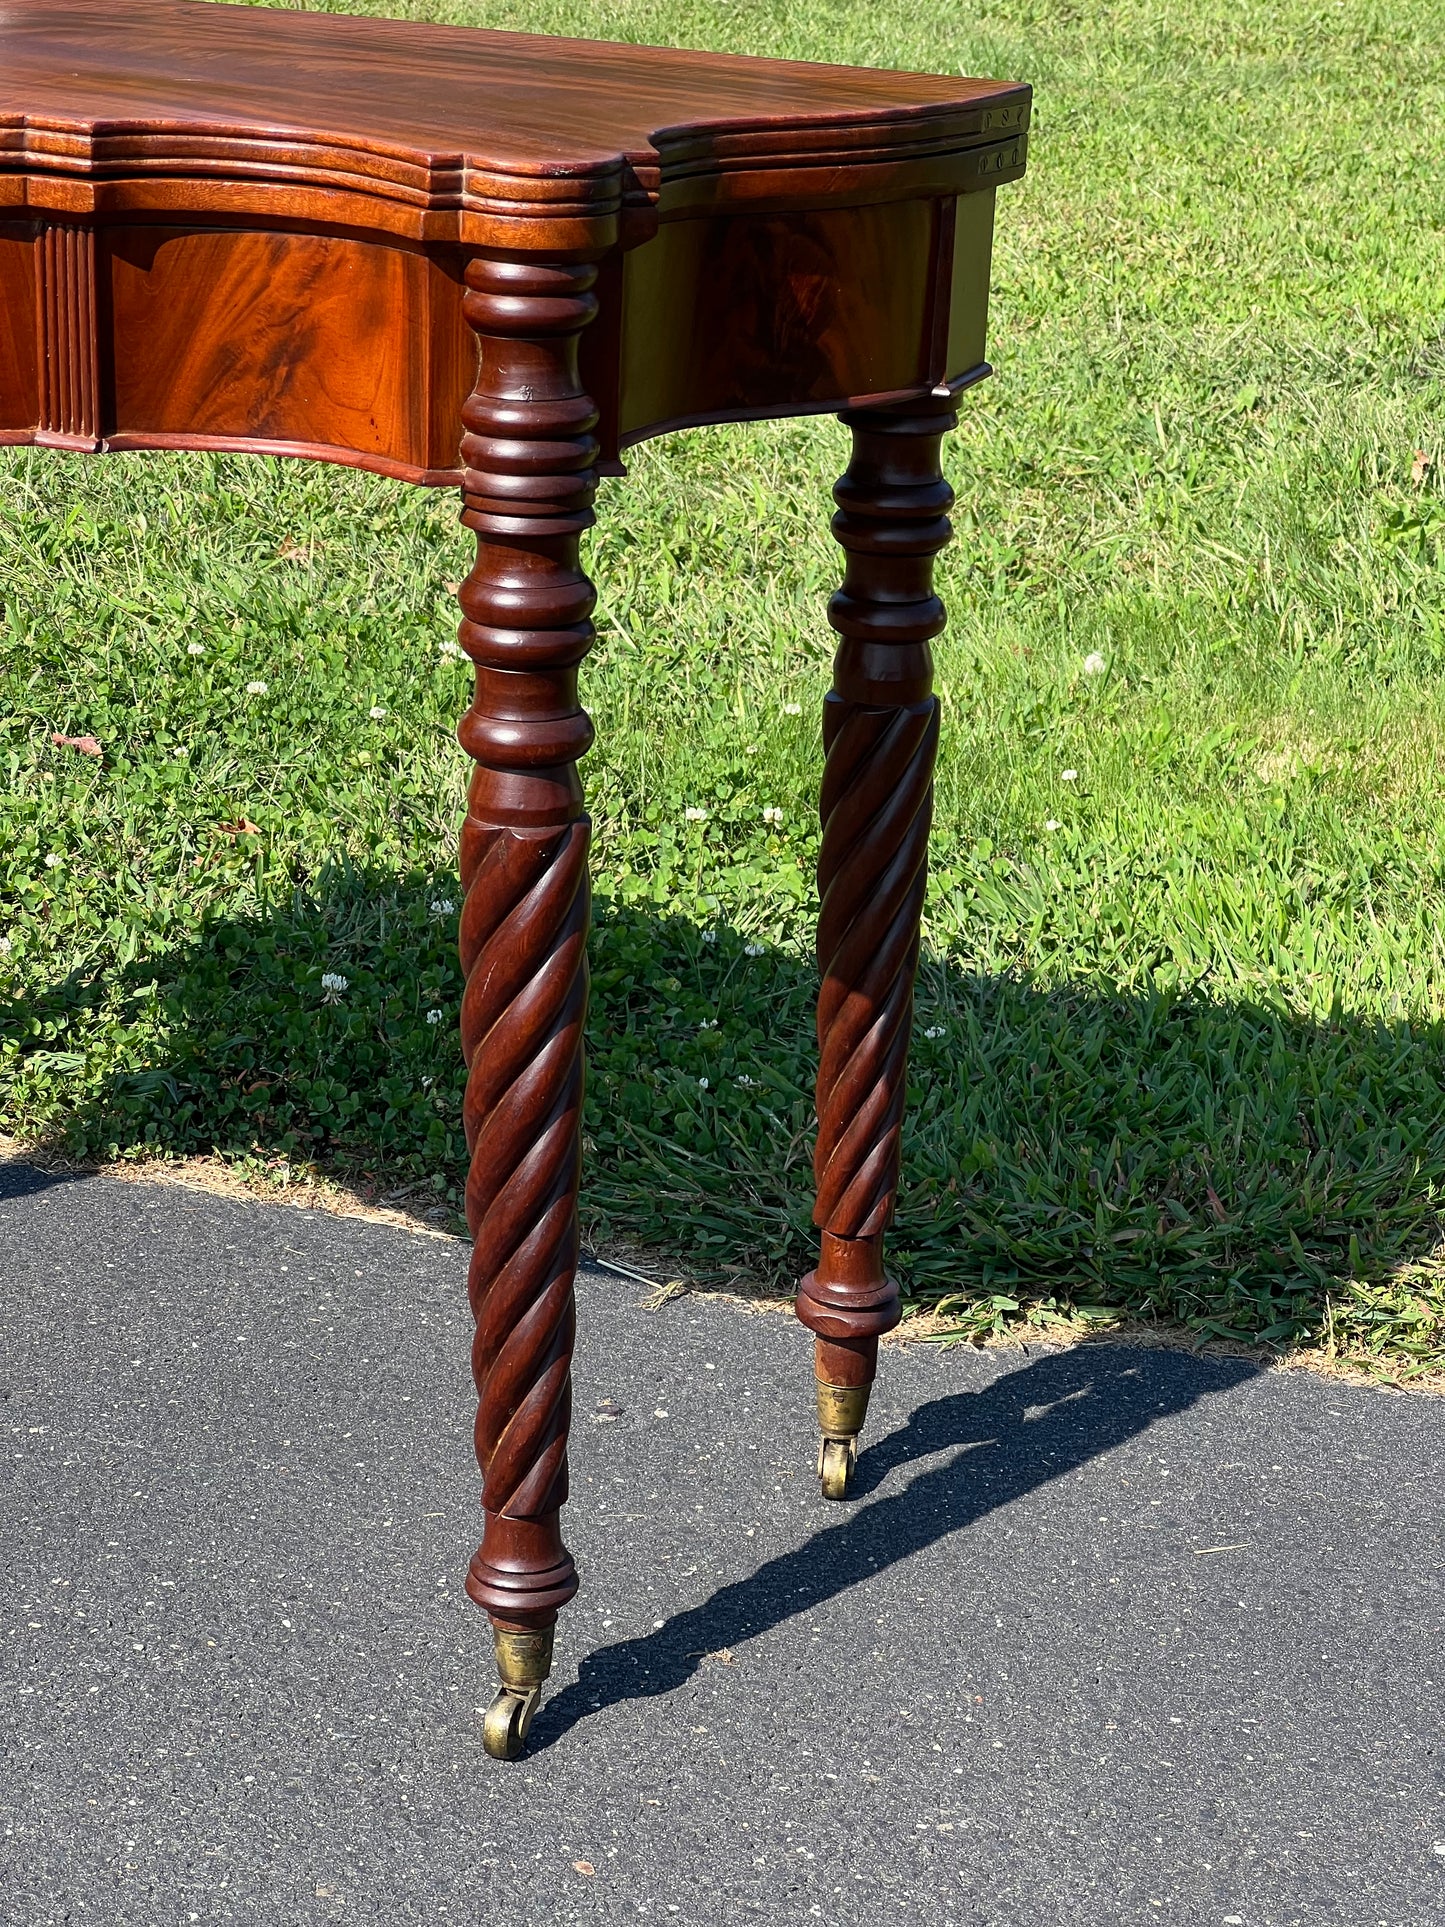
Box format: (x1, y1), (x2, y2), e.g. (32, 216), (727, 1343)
(0, 3), (1026, 473)
(617, 200), (938, 442)
(0, 223), (40, 436)
(0, 1), (1029, 248)
(93, 193), (997, 468)
(104, 226), (475, 481)
(0, 192), (1000, 477)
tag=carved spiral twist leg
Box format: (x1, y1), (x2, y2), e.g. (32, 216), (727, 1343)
(795, 394), (959, 1499)
(454, 253), (601, 1755)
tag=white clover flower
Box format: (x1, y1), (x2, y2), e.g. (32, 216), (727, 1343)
(320, 971), (348, 1003)
(44, 853), (63, 868)
(1061, 770), (1078, 782)
(369, 705), (387, 720)
(1044, 819), (1062, 832)
(429, 898), (457, 920)
(1082, 652), (1107, 677)
(736, 1073), (756, 1088)
(782, 702), (802, 716)
(701, 929), (717, 945)
(762, 806), (783, 824)
(245, 680), (268, 696)
(698, 1019), (717, 1030)
(744, 941), (764, 957)
(0, 936), (12, 955)
(438, 638), (465, 659)
(697, 1076), (709, 1090)
(426, 1008), (445, 1025)
(684, 806), (707, 822)
(187, 642), (206, 657)
(744, 744), (760, 755)
(923, 1025), (946, 1039)
(172, 746), (189, 759)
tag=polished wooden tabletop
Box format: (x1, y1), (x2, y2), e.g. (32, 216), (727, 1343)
(0, 1), (1030, 229)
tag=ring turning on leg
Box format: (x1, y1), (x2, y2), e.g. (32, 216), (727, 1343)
(796, 394), (958, 1499)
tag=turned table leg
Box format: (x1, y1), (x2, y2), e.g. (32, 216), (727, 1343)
(454, 253), (600, 1756)
(795, 394), (959, 1500)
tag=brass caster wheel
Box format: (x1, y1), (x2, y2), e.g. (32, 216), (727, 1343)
(818, 1434), (857, 1501)
(815, 1380), (868, 1500)
(482, 1683), (541, 1760)
(482, 1623), (553, 1760)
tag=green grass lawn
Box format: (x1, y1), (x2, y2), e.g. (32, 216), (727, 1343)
(3, 0), (1445, 1375)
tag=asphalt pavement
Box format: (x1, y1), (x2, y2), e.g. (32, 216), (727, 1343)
(1, 1154), (1441, 1926)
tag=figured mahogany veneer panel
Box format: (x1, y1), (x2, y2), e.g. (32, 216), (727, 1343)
(0, 223), (41, 434)
(618, 201), (937, 439)
(103, 227), (476, 480)
(3, 193), (1000, 478)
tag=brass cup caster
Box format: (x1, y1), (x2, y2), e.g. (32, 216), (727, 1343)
(816, 1380), (871, 1501)
(482, 1624), (554, 1761)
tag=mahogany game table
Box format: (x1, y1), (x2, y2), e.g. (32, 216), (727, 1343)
(0, 0), (1029, 1756)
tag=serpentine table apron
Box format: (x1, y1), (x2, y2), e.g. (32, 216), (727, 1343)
(0, 0), (1030, 1757)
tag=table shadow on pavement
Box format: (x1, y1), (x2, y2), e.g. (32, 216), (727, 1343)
(534, 1343), (1257, 1751)
(0, 1157), (91, 1203)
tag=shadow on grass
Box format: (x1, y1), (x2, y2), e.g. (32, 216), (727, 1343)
(4, 861), (1445, 1350)
(530, 1341), (1258, 1748)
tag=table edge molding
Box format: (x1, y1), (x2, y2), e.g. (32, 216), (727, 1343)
(0, 107), (1029, 244)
